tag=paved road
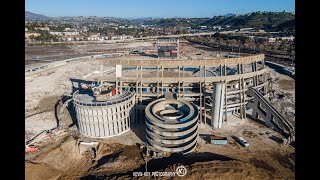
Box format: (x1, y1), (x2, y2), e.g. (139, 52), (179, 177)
(26, 32), (218, 45)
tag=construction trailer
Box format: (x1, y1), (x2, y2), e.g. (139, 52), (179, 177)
(210, 135), (228, 145)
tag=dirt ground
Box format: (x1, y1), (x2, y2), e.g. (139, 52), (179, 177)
(266, 67), (295, 124)
(25, 42), (155, 69)
(25, 116), (294, 179)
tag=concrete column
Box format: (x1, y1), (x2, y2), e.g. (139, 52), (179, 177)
(224, 80), (228, 122)
(178, 66), (180, 98)
(131, 98), (134, 126)
(135, 75), (139, 124)
(255, 61), (258, 71)
(162, 66), (164, 95)
(251, 96), (259, 119)
(116, 81), (119, 94)
(241, 64), (244, 74)
(140, 66), (143, 123)
(114, 106), (120, 134)
(136, 66), (138, 89)
(182, 67), (185, 96)
(252, 62), (255, 72)
(199, 81), (202, 123)
(183, 66), (185, 78)
(203, 81), (206, 124)
(177, 39), (179, 58)
(135, 67), (138, 124)
(239, 78), (243, 119)
(116, 65), (122, 77)
(263, 72), (267, 94)
(212, 82), (225, 128)
(120, 80), (122, 95)
(242, 78), (246, 119)
(157, 65), (159, 97)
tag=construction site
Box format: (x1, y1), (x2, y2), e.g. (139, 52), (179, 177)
(25, 37), (295, 179)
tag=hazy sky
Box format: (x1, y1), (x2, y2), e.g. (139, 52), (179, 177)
(26, 0), (295, 18)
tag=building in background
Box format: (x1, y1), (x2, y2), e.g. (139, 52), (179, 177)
(156, 38), (179, 58)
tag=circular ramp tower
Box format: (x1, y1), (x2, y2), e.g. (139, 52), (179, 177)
(145, 96), (199, 154)
(73, 90), (136, 138)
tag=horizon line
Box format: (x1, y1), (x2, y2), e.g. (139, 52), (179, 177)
(25, 10), (295, 19)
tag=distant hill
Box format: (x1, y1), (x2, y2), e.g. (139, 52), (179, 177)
(202, 12), (295, 31)
(25, 11), (51, 21)
(276, 19), (295, 32)
(224, 13), (236, 17)
(143, 18), (210, 28)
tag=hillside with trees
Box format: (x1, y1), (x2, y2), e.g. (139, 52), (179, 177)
(201, 12), (294, 32)
(188, 32), (295, 55)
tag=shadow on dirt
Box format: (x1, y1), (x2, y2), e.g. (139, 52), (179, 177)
(81, 152), (234, 179)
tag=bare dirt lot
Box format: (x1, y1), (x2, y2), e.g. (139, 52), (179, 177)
(25, 116), (294, 179)
(25, 41), (155, 70)
(266, 67), (295, 124)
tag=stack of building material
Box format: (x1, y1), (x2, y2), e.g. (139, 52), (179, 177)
(210, 135), (228, 145)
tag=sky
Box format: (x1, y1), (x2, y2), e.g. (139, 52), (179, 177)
(26, 0), (295, 18)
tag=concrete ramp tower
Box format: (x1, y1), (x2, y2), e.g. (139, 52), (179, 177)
(145, 93), (198, 154)
(73, 90), (136, 138)
(211, 82), (225, 128)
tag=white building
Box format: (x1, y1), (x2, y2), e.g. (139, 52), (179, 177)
(239, 28), (255, 32)
(111, 35), (133, 40)
(278, 36), (295, 41)
(64, 32), (79, 36)
(199, 26), (207, 30)
(49, 31), (79, 36)
(35, 27), (50, 31)
(213, 26), (222, 30)
(268, 38), (276, 43)
(49, 32), (64, 36)
(64, 28), (72, 31)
